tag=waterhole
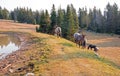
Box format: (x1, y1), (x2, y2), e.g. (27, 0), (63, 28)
(0, 33), (21, 59)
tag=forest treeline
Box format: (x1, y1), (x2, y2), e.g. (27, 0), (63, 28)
(0, 3), (120, 40)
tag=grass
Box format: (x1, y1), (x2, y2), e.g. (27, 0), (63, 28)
(48, 51), (120, 69)
(31, 31), (120, 75)
(59, 42), (74, 47)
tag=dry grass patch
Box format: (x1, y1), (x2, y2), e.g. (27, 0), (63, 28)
(34, 58), (120, 76)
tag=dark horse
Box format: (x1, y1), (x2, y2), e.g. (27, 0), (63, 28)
(88, 44), (99, 56)
(54, 25), (62, 37)
(88, 44), (99, 52)
(73, 32), (87, 48)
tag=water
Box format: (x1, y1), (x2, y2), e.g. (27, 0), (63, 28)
(0, 33), (20, 59)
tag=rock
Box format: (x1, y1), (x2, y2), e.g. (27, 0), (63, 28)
(25, 73), (35, 76)
(9, 68), (14, 73)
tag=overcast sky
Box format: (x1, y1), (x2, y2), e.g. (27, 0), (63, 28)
(0, 0), (120, 13)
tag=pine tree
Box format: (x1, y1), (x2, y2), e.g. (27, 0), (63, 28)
(39, 10), (45, 32)
(38, 10), (50, 33)
(45, 10), (50, 33)
(1, 8), (9, 19)
(57, 7), (64, 36)
(50, 4), (57, 34)
(57, 7), (64, 27)
(106, 3), (114, 33)
(78, 7), (89, 29)
(112, 3), (118, 33)
(0, 6), (2, 19)
(34, 10), (40, 24)
(88, 7), (98, 32)
(65, 5), (78, 40)
(71, 4), (79, 31)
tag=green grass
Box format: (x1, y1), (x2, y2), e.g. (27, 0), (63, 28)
(59, 42), (74, 47)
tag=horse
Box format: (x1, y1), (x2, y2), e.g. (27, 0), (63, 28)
(87, 44), (99, 56)
(73, 32), (87, 48)
(54, 25), (62, 37)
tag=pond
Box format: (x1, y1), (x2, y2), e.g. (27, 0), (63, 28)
(0, 33), (21, 59)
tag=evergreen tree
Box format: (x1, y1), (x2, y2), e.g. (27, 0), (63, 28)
(0, 6), (2, 19)
(57, 7), (64, 27)
(106, 3), (113, 33)
(0, 8), (9, 19)
(38, 10), (50, 33)
(87, 9), (93, 30)
(96, 9), (105, 33)
(57, 7), (64, 36)
(78, 7), (90, 29)
(50, 4), (57, 34)
(65, 5), (72, 39)
(34, 10), (40, 24)
(71, 4), (79, 30)
(116, 10), (120, 34)
(39, 10), (46, 32)
(88, 7), (100, 32)
(61, 9), (67, 38)
(65, 5), (78, 40)
(45, 10), (51, 33)
(112, 3), (119, 33)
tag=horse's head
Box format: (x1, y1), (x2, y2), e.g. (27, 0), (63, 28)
(82, 34), (86, 38)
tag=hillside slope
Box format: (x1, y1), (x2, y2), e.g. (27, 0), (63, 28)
(0, 20), (120, 76)
(29, 32), (120, 76)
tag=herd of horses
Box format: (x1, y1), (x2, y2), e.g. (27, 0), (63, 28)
(54, 25), (99, 55)
(54, 25), (87, 48)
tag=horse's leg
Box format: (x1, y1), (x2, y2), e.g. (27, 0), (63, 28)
(59, 33), (61, 38)
(80, 41), (83, 46)
(74, 39), (77, 46)
(79, 40), (81, 48)
(81, 41), (83, 48)
(78, 41), (81, 48)
(60, 33), (62, 37)
(57, 33), (59, 38)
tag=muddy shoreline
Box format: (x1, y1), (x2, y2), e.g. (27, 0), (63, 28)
(0, 32), (33, 74)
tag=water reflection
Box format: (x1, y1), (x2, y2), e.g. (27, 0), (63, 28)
(0, 33), (21, 59)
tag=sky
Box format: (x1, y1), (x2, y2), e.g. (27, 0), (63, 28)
(0, 0), (120, 13)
